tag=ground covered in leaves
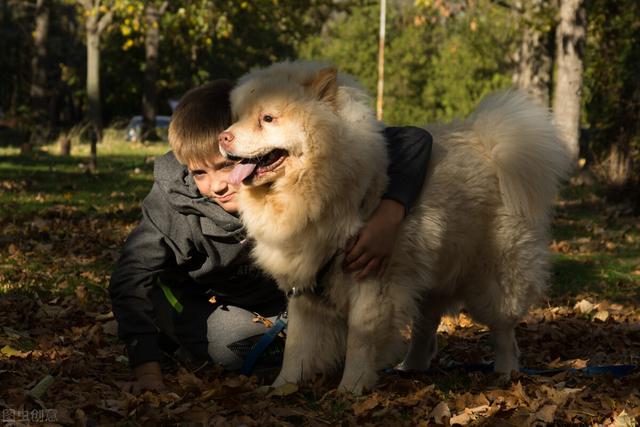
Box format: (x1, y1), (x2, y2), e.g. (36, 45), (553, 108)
(1, 143), (639, 426)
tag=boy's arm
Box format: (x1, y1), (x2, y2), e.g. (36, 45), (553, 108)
(343, 126), (433, 280)
(109, 185), (175, 372)
(381, 126), (433, 214)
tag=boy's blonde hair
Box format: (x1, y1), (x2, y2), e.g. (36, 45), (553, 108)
(169, 79), (234, 166)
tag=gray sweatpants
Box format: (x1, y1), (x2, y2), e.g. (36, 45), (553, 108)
(150, 285), (285, 371)
(206, 306), (279, 370)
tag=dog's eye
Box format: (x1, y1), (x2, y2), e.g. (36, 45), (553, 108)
(262, 115), (274, 123)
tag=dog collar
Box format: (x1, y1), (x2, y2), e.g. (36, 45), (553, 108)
(286, 251), (339, 299)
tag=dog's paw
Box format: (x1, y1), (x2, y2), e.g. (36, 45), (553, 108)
(337, 372), (376, 395)
(487, 371), (512, 388)
(271, 375), (288, 388)
(337, 382), (364, 396)
(395, 359), (431, 372)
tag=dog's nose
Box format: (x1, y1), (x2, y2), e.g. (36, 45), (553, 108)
(218, 131), (235, 151)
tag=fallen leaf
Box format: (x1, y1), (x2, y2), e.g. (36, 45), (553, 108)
(457, 313), (474, 328)
(508, 407), (531, 425)
(468, 405), (490, 414)
(177, 368), (203, 392)
(32, 217), (49, 231)
(450, 411), (473, 426)
(550, 240), (571, 253)
(98, 399), (129, 417)
(90, 311), (114, 321)
(222, 376), (246, 389)
(74, 408), (88, 427)
(569, 359), (588, 369)
(574, 299), (595, 314)
(535, 404), (558, 423)
(27, 374), (55, 399)
(454, 392), (489, 411)
(269, 382), (298, 397)
(140, 390), (160, 407)
(352, 395), (380, 416)
(101, 320), (118, 336)
(34, 242), (53, 252)
(1, 345), (30, 358)
(512, 381), (531, 405)
(429, 401), (451, 424)
(612, 410), (637, 427)
(594, 310), (610, 322)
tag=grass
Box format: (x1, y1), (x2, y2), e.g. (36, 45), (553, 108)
(550, 185), (640, 303)
(0, 130), (168, 296)
(0, 130), (167, 220)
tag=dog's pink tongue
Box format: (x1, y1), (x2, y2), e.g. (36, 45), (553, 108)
(228, 162), (257, 185)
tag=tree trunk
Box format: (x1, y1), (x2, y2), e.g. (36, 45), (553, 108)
(605, 144), (632, 187)
(142, 2), (161, 141)
(59, 132), (71, 156)
(376, 0), (386, 121)
(86, 13), (102, 171)
(553, 0), (586, 163)
(512, 0), (554, 107)
(29, 0), (50, 145)
(30, 0), (49, 104)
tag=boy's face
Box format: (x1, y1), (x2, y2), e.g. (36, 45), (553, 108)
(188, 153), (240, 214)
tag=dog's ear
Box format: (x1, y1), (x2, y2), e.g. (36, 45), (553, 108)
(309, 67), (338, 105)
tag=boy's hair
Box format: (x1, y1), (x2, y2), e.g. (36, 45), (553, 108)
(169, 79), (234, 166)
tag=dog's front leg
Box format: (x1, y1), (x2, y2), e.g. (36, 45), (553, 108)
(338, 284), (391, 394)
(273, 296), (344, 387)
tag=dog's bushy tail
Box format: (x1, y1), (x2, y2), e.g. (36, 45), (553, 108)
(470, 91), (573, 224)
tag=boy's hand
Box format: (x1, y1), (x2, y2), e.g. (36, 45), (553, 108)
(343, 199), (405, 281)
(128, 361), (167, 394)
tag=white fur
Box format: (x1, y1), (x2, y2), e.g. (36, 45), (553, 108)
(224, 60), (572, 394)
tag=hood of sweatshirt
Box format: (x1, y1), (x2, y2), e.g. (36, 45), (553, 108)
(152, 151), (244, 237)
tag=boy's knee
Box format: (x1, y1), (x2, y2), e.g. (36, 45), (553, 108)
(206, 305), (278, 370)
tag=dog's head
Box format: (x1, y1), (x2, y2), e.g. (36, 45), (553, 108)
(218, 61), (387, 277)
(219, 62), (355, 188)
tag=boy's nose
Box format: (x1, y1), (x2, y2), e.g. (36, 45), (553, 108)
(218, 131), (235, 151)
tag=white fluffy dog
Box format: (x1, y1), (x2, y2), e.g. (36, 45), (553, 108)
(218, 61), (571, 394)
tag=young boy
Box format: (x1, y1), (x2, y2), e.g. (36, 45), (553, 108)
(109, 79), (432, 392)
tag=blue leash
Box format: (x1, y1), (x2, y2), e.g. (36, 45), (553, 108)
(521, 364), (636, 377)
(240, 318), (287, 376)
(455, 363), (636, 378)
(387, 364), (636, 378)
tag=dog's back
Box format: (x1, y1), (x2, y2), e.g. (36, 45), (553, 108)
(390, 91), (571, 375)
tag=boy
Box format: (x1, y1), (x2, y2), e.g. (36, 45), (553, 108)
(109, 79), (432, 392)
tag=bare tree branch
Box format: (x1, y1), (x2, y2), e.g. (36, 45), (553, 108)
(78, 0), (92, 11)
(97, 9), (112, 34)
(489, 0), (523, 13)
(159, 0), (169, 15)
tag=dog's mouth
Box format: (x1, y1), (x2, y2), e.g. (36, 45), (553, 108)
(227, 148), (289, 185)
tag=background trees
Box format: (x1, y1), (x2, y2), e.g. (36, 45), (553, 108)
(77, 0), (113, 170)
(29, 0), (50, 148)
(511, 0), (555, 106)
(1, 0), (638, 190)
(584, 0), (640, 189)
(553, 0), (586, 163)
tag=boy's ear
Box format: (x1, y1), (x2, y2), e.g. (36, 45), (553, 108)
(308, 67), (338, 105)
